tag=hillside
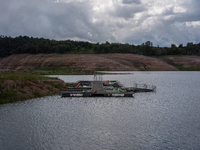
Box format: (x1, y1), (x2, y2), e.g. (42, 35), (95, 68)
(1, 53), (200, 74)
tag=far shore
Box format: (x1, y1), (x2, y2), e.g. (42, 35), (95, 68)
(1, 54), (200, 75)
(1, 53), (200, 104)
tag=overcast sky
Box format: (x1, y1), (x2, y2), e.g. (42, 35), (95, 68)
(1, 0), (200, 46)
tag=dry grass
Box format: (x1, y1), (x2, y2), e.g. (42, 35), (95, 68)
(1, 54), (200, 74)
(0, 74), (66, 104)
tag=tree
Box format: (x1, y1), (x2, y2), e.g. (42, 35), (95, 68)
(178, 44), (183, 48)
(186, 42), (194, 55)
(161, 48), (167, 55)
(169, 44), (177, 55)
(144, 41), (153, 55)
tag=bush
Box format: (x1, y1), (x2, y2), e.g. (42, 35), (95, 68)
(48, 86), (54, 92)
(50, 82), (64, 89)
(0, 89), (18, 104)
(32, 89), (43, 97)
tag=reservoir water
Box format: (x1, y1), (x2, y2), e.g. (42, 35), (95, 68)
(0, 71), (200, 149)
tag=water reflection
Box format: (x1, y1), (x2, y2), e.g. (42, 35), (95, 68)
(1, 72), (200, 149)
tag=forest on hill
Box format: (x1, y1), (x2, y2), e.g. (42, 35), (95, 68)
(1, 35), (200, 58)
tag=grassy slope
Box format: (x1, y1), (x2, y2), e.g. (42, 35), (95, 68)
(151, 55), (200, 71)
(0, 74), (73, 104)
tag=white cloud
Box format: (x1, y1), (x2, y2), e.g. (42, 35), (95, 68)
(0, 0), (200, 46)
(185, 21), (200, 27)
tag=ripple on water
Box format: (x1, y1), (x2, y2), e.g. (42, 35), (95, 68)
(1, 72), (200, 149)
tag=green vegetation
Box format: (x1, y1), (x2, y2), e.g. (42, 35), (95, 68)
(0, 86), (34, 104)
(0, 73), (50, 81)
(0, 73), (67, 104)
(47, 86), (54, 92)
(50, 81), (65, 89)
(150, 55), (200, 71)
(1, 35), (200, 58)
(175, 66), (200, 71)
(34, 67), (93, 75)
(32, 89), (43, 97)
(0, 89), (19, 104)
(105, 89), (126, 92)
(65, 82), (77, 87)
(12, 66), (93, 75)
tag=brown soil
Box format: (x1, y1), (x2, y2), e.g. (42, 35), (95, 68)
(0, 53), (182, 73)
(1, 54), (200, 73)
(106, 54), (178, 71)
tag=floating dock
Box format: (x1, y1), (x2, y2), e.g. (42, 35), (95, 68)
(62, 80), (156, 97)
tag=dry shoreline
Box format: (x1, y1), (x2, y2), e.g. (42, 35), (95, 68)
(1, 53), (200, 104)
(1, 53), (200, 74)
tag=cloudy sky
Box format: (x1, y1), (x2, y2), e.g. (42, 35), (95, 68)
(1, 0), (200, 46)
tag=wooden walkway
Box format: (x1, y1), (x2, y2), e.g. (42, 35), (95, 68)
(92, 81), (104, 93)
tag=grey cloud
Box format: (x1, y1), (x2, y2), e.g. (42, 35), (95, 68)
(109, 4), (146, 19)
(0, 0), (95, 40)
(122, 0), (141, 5)
(162, 6), (175, 15)
(0, 0), (200, 47)
(160, 0), (200, 23)
(0, 0), (118, 43)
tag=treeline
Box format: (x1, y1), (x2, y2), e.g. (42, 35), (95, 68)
(1, 35), (200, 57)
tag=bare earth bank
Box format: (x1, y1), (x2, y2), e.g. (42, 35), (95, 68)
(1, 53), (200, 73)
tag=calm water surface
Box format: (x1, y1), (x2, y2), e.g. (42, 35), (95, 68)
(1, 72), (200, 150)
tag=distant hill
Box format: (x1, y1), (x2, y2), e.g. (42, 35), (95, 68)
(1, 53), (200, 74)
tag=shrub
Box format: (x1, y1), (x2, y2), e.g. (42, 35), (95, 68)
(50, 82), (64, 89)
(48, 86), (54, 92)
(32, 89), (43, 97)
